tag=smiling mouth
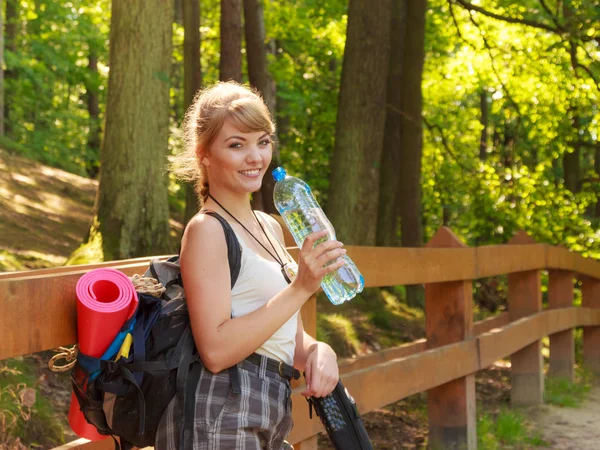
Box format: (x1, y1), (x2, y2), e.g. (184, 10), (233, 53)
(239, 169), (261, 176)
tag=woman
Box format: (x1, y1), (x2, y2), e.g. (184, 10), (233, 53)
(156, 81), (344, 449)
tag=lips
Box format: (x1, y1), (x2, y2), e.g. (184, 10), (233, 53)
(239, 169), (261, 176)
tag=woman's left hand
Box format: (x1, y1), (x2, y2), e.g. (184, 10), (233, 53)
(301, 342), (339, 398)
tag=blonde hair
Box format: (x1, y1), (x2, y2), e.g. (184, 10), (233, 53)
(170, 81), (275, 205)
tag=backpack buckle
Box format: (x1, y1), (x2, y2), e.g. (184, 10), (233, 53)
(101, 360), (119, 374)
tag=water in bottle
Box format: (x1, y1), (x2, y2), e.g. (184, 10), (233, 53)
(272, 166), (364, 305)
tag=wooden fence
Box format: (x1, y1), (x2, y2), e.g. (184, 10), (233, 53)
(1, 226), (599, 449)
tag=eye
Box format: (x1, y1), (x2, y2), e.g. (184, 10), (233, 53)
(259, 138), (272, 147)
(228, 142), (243, 149)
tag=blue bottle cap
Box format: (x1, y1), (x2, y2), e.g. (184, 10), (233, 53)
(272, 166), (287, 182)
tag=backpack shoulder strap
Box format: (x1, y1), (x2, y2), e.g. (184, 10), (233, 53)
(199, 210), (242, 288)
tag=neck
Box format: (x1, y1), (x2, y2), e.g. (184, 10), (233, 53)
(204, 188), (254, 223)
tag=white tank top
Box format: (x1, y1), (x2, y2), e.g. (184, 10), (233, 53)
(230, 217), (299, 365)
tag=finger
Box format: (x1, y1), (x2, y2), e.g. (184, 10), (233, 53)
(308, 369), (323, 397)
(319, 258), (346, 277)
(315, 247), (346, 268)
(312, 240), (343, 258)
(302, 360), (313, 395)
(302, 230), (329, 252)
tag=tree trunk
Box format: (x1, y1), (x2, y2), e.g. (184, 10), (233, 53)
(174, 0), (184, 25)
(244, 0), (278, 214)
(479, 90), (488, 161)
(85, 49), (101, 178)
(377, 0), (406, 248)
(397, 0), (426, 250)
(595, 143), (600, 218)
(183, 0), (202, 224)
(0, 0), (4, 137)
(220, 0), (243, 82)
(379, 0), (427, 307)
(4, 0), (17, 136)
(97, 0), (173, 260)
(328, 0), (392, 245)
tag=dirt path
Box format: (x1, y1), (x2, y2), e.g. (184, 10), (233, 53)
(534, 386), (600, 449)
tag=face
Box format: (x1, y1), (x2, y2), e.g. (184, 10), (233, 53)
(202, 119), (273, 194)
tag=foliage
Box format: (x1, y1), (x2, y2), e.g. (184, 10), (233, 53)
(4, 0), (599, 254)
(0, 358), (65, 448)
(477, 409), (548, 449)
(544, 366), (593, 408)
(5, 0), (110, 176)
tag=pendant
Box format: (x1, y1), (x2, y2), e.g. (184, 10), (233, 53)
(281, 263), (296, 284)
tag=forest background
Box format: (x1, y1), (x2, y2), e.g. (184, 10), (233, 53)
(0, 0), (599, 447)
(1, 0), (598, 268)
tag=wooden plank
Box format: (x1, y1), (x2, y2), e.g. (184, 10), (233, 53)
(582, 279), (600, 375)
(0, 255), (164, 281)
(292, 295), (317, 391)
(292, 436), (319, 450)
(476, 244), (546, 278)
(51, 438), (117, 450)
(339, 339), (427, 375)
(478, 308), (588, 369)
(290, 245), (477, 286)
(288, 339), (480, 444)
(548, 269), (575, 381)
(546, 245), (579, 272)
(575, 256), (600, 281)
(53, 306), (600, 450)
(507, 231), (544, 405)
(473, 312), (510, 335)
(338, 312), (507, 376)
(424, 227), (476, 450)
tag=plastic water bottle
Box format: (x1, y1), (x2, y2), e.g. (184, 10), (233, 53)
(272, 167), (364, 305)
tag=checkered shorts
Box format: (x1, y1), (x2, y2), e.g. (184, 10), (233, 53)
(155, 355), (294, 450)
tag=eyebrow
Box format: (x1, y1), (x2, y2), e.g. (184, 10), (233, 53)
(225, 132), (270, 143)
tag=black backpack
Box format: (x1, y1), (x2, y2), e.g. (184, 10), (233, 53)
(70, 211), (241, 450)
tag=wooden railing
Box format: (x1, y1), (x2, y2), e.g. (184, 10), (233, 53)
(1, 227), (599, 449)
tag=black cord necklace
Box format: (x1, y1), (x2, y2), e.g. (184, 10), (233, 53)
(208, 194), (295, 283)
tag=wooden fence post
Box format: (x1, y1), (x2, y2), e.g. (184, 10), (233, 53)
(425, 227), (476, 450)
(582, 277), (600, 375)
(548, 267), (575, 381)
(292, 295), (319, 450)
(507, 231), (543, 405)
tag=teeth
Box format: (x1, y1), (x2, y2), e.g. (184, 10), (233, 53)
(240, 169), (260, 175)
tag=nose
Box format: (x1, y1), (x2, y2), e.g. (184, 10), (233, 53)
(247, 144), (262, 163)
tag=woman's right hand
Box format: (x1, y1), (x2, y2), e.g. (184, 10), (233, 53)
(291, 230), (346, 298)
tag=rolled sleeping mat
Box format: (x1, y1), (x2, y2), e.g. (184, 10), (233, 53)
(68, 268), (138, 441)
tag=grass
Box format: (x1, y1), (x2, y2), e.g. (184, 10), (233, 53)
(317, 287), (425, 358)
(478, 409), (549, 449)
(0, 357), (65, 449)
(544, 366), (593, 408)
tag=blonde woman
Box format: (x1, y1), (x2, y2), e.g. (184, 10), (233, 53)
(156, 81), (343, 449)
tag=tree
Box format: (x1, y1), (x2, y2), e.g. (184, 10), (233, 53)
(85, 47), (101, 178)
(0, 0), (4, 136)
(97, 0), (174, 260)
(183, 0), (202, 223)
(220, 0), (242, 82)
(244, 0), (278, 213)
(377, 0), (427, 307)
(4, 0), (17, 136)
(327, 0), (392, 245)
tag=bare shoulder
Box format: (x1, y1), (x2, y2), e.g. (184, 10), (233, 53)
(181, 212), (227, 255)
(255, 210), (284, 234)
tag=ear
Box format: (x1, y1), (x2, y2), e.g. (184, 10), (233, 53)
(198, 146), (210, 167)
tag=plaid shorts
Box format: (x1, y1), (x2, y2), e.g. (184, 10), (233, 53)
(155, 355), (294, 450)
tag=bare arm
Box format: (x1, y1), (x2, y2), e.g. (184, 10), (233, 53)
(181, 213), (345, 374)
